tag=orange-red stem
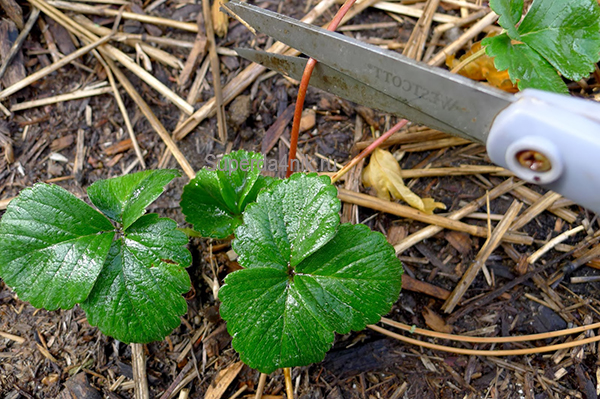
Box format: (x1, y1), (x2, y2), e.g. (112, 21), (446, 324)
(286, 0), (357, 177)
(331, 119), (409, 183)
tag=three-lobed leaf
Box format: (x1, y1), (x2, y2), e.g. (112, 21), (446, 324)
(484, 34), (567, 93)
(0, 170), (191, 343)
(82, 214), (191, 344)
(181, 150), (275, 239)
(88, 169), (180, 229)
(517, 0), (600, 81)
(483, 0), (600, 93)
(233, 173), (340, 269)
(220, 174), (403, 374)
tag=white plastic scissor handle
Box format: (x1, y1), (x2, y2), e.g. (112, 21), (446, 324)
(487, 89), (600, 214)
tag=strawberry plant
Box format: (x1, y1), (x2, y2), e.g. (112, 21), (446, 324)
(0, 170), (191, 343)
(482, 0), (600, 93)
(181, 151), (403, 373)
(180, 150), (275, 239)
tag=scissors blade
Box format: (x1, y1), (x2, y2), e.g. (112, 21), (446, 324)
(226, 0), (514, 143)
(237, 48), (469, 139)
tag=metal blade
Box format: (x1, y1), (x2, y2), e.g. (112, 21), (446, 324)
(226, 0), (515, 143)
(237, 49), (469, 139)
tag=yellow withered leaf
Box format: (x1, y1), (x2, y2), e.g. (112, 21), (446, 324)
(212, 0), (228, 37)
(362, 148), (446, 214)
(446, 38), (518, 93)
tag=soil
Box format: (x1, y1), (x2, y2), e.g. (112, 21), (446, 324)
(1, 0), (600, 398)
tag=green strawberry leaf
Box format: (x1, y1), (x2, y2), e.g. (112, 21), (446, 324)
(517, 0), (600, 81)
(0, 170), (192, 343)
(88, 169), (180, 230)
(233, 173), (340, 270)
(483, 33), (568, 93)
(0, 184), (115, 310)
(82, 214), (191, 344)
(181, 150), (276, 239)
(484, 0), (600, 92)
(489, 0), (522, 39)
(220, 223), (403, 374)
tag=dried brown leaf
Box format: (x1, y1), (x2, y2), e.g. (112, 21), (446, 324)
(362, 148), (445, 214)
(446, 38), (518, 93)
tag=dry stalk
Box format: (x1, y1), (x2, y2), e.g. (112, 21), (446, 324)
(372, 1), (460, 23)
(492, 177), (578, 223)
(173, 0), (339, 140)
(47, 0), (198, 32)
(27, 0), (194, 114)
(255, 373), (268, 399)
(400, 137), (471, 152)
(402, 0), (439, 61)
(338, 188), (532, 245)
(427, 11), (498, 67)
(394, 178), (521, 253)
(397, 165), (508, 178)
(380, 317), (600, 343)
(354, 129), (449, 150)
(442, 200), (523, 313)
(203, 0), (227, 143)
(132, 343), (150, 399)
(0, 7), (40, 81)
(10, 86), (112, 111)
(105, 57), (195, 178)
(527, 226), (585, 265)
(94, 51), (146, 168)
(284, 368), (294, 399)
(0, 34), (110, 100)
(0, 330), (25, 343)
(368, 324), (600, 356)
(74, 14), (183, 69)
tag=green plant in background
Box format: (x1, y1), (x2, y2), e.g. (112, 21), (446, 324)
(180, 150), (275, 239)
(0, 170), (191, 343)
(483, 0), (600, 93)
(182, 151), (403, 373)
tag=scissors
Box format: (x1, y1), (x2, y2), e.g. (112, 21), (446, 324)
(225, 1), (600, 214)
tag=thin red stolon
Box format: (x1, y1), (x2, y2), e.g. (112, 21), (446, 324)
(286, 0), (357, 177)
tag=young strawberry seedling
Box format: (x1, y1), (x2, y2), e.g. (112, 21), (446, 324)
(181, 151), (404, 374)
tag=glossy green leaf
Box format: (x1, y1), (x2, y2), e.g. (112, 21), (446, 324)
(517, 0), (600, 81)
(82, 214), (191, 344)
(88, 169), (180, 230)
(220, 224), (403, 373)
(483, 33), (568, 93)
(181, 150), (275, 239)
(484, 0), (600, 92)
(0, 184), (115, 310)
(233, 173), (340, 270)
(489, 0), (522, 38)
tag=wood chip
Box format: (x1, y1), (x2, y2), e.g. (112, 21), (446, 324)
(37, 343), (58, 362)
(0, 0), (23, 29)
(445, 231), (472, 254)
(0, 18), (26, 87)
(423, 306), (453, 333)
(204, 361), (244, 399)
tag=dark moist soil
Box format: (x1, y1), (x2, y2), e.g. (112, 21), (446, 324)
(1, 1), (600, 398)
